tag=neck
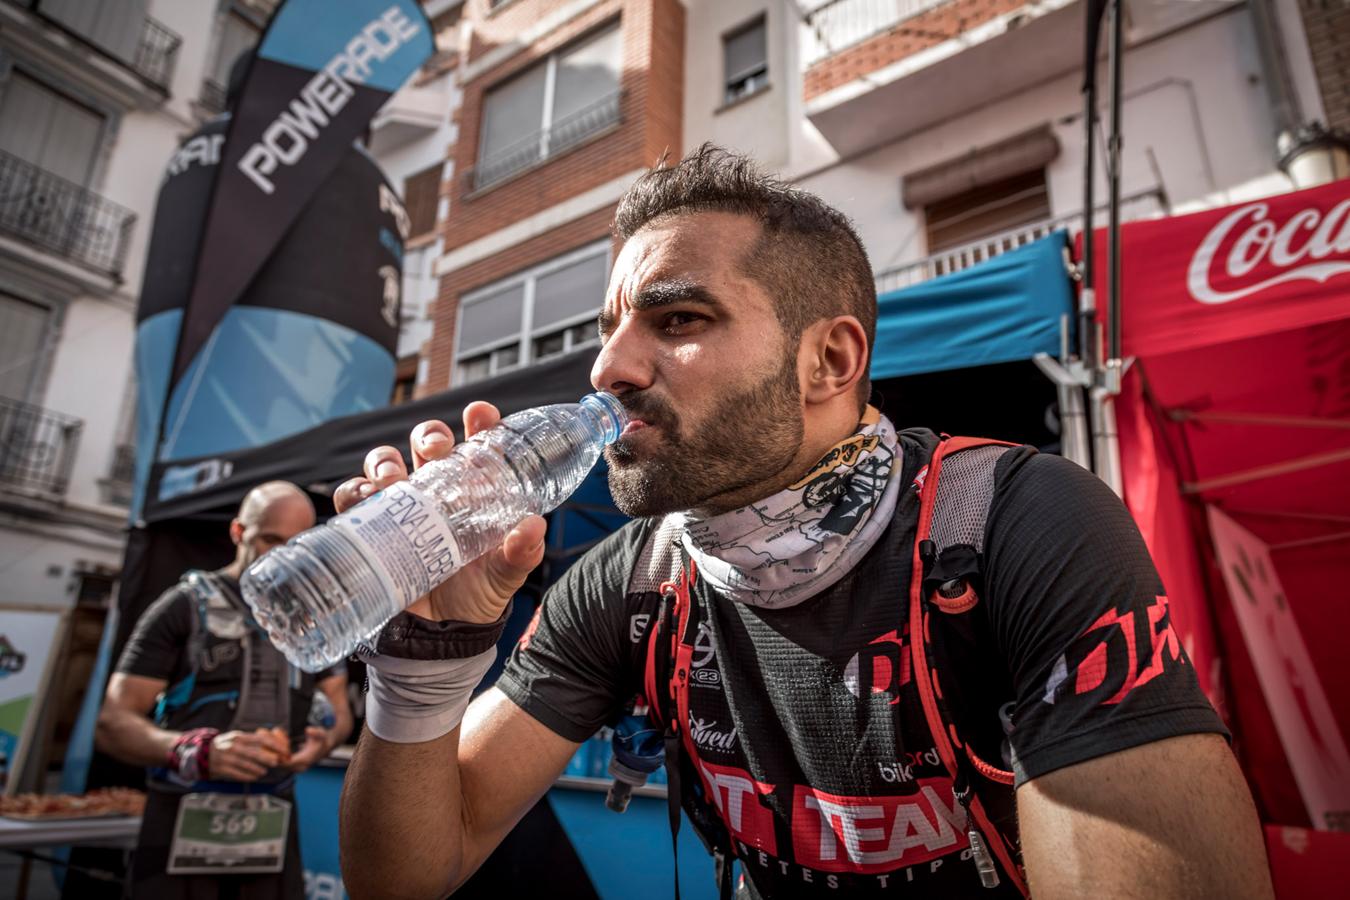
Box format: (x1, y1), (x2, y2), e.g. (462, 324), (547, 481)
(218, 561), (245, 581)
(691, 404), (864, 517)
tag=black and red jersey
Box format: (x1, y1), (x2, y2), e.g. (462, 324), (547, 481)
(497, 429), (1225, 898)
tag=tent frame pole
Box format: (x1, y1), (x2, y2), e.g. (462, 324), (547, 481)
(1270, 530), (1350, 552)
(1088, 0), (1126, 497)
(1181, 447), (1350, 494)
(1034, 315), (1092, 470)
(1168, 410), (1350, 431)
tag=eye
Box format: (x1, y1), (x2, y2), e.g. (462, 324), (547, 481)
(660, 310), (706, 333)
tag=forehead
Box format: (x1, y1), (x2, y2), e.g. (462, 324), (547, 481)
(255, 496), (314, 533)
(606, 211), (772, 312)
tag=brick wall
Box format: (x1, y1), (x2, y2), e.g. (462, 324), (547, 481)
(803, 0), (1026, 102)
(421, 205), (619, 395)
(443, 0), (684, 251)
(419, 0), (684, 395)
(1299, 0), (1350, 132)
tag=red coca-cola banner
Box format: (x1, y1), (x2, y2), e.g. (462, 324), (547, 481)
(1090, 178), (1350, 358)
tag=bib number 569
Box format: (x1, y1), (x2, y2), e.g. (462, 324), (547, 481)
(209, 813), (258, 837)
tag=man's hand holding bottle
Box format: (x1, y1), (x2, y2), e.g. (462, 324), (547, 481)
(331, 401), (546, 625)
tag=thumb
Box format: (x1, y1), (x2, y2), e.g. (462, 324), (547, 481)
(484, 516), (546, 595)
(305, 726), (327, 741)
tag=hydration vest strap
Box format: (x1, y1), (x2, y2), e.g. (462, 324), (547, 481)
(182, 570), (292, 736)
(910, 437), (1028, 895)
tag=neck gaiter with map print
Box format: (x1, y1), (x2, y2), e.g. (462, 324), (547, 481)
(672, 406), (901, 609)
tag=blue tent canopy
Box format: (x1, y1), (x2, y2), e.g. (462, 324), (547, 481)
(870, 232), (1074, 380)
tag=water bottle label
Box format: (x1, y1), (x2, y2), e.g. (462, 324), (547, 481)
(328, 481), (461, 605)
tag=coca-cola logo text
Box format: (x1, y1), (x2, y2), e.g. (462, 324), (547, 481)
(1187, 198), (1350, 305)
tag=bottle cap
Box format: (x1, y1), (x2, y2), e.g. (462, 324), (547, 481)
(579, 391), (629, 444)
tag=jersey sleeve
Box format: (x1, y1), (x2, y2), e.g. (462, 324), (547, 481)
(115, 587), (194, 683)
(494, 520), (653, 743)
(982, 449), (1227, 784)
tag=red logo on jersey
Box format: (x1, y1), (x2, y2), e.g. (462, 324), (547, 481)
(696, 760), (778, 855)
(843, 629), (912, 705)
(1044, 595), (1185, 706)
(790, 779), (968, 873)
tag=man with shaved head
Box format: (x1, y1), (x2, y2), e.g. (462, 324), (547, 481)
(99, 481), (352, 899)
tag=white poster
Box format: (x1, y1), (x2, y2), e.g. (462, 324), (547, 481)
(0, 607), (66, 789)
(1208, 507), (1350, 832)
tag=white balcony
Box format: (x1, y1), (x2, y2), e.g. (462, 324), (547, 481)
(804, 0), (1083, 156)
(0, 0), (181, 110)
(369, 79), (451, 156)
(872, 188), (1165, 295)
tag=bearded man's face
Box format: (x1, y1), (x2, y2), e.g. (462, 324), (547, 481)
(591, 212), (805, 517)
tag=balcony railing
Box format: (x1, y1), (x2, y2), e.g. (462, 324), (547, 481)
(130, 16), (182, 90)
(471, 90), (623, 191)
(9, 1), (182, 90)
(0, 396), (82, 497)
(803, 0), (950, 66)
(0, 148), (137, 279)
(199, 78), (227, 114)
(873, 189), (1165, 295)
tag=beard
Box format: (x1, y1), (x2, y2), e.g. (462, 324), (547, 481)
(605, 353), (804, 517)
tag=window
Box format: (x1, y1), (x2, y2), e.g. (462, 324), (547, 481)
(923, 170), (1051, 253)
(0, 72), (104, 186)
(475, 24), (622, 188)
(404, 165), (442, 239)
(455, 244), (608, 385)
(205, 9), (262, 106)
(391, 354), (419, 405)
(723, 16), (768, 104)
(41, 0), (147, 62)
(0, 294), (53, 404)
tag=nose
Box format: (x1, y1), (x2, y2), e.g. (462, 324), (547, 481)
(591, 319), (653, 397)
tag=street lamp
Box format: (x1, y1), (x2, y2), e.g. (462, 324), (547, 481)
(1278, 121), (1350, 189)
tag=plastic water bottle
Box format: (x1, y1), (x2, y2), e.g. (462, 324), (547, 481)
(241, 392), (628, 671)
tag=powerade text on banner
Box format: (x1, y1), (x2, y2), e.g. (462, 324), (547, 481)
(132, 0), (433, 519)
(133, 116), (409, 518)
(169, 0), (432, 390)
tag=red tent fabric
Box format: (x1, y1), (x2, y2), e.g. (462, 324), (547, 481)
(1088, 177), (1350, 832)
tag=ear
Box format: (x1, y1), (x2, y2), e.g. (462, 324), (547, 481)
(229, 518), (245, 546)
(801, 316), (868, 405)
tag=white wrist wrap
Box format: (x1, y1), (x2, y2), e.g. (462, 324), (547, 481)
(364, 649), (496, 744)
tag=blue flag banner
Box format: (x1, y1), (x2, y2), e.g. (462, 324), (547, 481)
(169, 0), (432, 389)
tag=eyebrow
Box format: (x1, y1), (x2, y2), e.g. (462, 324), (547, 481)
(597, 278), (723, 337)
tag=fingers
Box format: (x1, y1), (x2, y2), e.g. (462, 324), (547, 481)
(363, 446), (408, 490)
(333, 476), (374, 514)
(222, 757), (267, 781)
(410, 420), (454, 470)
(463, 401), (501, 438)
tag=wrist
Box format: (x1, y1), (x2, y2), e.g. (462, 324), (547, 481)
(168, 728), (219, 781)
(364, 648), (496, 743)
(371, 601), (512, 661)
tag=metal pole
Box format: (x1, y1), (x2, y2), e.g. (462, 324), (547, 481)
(1079, 55), (1098, 368)
(1107, 0), (1124, 365)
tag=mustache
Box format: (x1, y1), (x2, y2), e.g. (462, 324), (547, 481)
(618, 392), (679, 430)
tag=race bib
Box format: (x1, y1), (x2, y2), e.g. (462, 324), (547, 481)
(168, 793), (291, 875)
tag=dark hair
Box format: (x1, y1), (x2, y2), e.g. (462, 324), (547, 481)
(614, 144), (876, 408)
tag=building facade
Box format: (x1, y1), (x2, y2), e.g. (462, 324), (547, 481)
(408, 0), (684, 397)
(414, 0), (1335, 394)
